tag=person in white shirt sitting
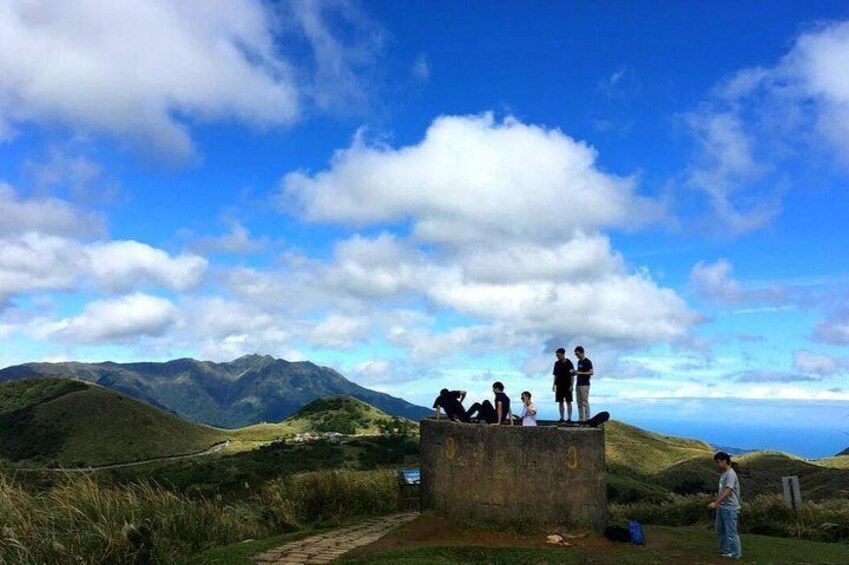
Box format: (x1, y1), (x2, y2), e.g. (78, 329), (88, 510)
(520, 391), (537, 426)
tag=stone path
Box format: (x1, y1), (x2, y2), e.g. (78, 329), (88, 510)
(252, 513), (418, 564)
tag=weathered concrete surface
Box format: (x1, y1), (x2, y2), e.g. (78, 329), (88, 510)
(420, 419), (607, 531)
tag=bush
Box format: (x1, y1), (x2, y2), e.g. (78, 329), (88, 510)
(262, 469), (399, 529)
(610, 493), (849, 543)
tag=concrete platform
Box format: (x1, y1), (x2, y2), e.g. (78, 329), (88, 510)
(420, 418), (607, 531)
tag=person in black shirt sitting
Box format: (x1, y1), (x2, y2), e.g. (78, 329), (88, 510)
(433, 388), (469, 422)
(466, 381), (513, 425)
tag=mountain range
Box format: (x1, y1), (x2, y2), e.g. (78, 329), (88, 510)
(0, 355), (430, 428)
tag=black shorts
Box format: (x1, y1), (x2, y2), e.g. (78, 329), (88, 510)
(555, 385), (573, 403)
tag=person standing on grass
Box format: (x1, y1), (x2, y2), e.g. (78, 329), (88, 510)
(552, 347), (575, 424)
(574, 346), (593, 424)
(520, 391), (537, 426)
(709, 451), (743, 560)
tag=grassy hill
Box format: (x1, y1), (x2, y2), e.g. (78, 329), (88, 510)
(0, 379), (228, 467)
(232, 395), (416, 443)
(0, 354), (431, 428)
(600, 421), (849, 503)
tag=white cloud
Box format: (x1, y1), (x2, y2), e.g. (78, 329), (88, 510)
(0, 233), (83, 298)
(685, 20), (849, 233)
(690, 259), (743, 304)
(814, 309), (849, 345)
(0, 190), (207, 299)
(24, 149), (118, 203)
(0, 184), (104, 237)
(0, 0), (380, 161)
(187, 221), (269, 255)
(309, 314), (369, 349)
(459, 234), (625, 284)
(411, 53), (431, 82)
(34, 293), (177, 342)
(685, 112), (779, 235)
(781, 21), (849, 163)
(290, 0), (382, 112)
(793, 349), (849, 377)
(282, 113), (662, 246)
(86, 240), (207, 292)
(428, 271), (696, 345)
(689, 259), (784, 306)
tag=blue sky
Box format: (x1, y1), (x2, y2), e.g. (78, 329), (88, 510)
(2, 1), (849, 457)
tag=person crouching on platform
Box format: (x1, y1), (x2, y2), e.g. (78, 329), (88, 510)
(433, 388), (469, 422)
(466, 381), (513, 425)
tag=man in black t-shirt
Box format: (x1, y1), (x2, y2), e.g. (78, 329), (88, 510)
(466, 381), (513, 425)
(551, 347), (575, 423)
(433, 388), (468, 422)
(574, 346), (594, 424)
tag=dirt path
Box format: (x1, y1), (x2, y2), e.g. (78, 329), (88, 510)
(252, 513), (418, 565)
(16, 440), (231, 472)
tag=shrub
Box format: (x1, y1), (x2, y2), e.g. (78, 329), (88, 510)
(610, 493), (849, 542)
(261, 469), (398, 529)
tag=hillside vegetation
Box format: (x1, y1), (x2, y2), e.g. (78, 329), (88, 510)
(0, 379), (227, 467)
(232, 395), (416, 443)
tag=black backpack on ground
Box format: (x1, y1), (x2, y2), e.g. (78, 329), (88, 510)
(586, 411), (610, 427)
(604, 524), (631, 543)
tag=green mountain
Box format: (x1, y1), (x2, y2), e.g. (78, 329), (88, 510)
(0, 354), (431, 428)
(0, 379), (227, 467)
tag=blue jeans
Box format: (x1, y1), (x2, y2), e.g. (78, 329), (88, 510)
(715, 506), (742, 557)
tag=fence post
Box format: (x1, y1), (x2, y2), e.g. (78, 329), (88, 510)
(782, 475), (802, 510)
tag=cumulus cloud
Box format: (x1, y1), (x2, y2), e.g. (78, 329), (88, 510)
(793, 349), (849, 377)
(0, 234), (83, 298)
(429, 272), (696, 345)
(814, 309), (849, 345)
(685, 19), (849, 233)
(0, 189), (207, 300)
(0, 0), (380, 161)
(34, 293), (177, 342)
(86, 240), (207, 291)
(0, 235), (207, 300)
(309, 314), (369, 349)
(282, 113), (662, 246)
(689, 259), (785, 306)
(187, 221), (270, 255)
(0, 184), (104, 237)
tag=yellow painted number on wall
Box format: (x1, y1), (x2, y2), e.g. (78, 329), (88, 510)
(566, 446), (578, 469)
(444, 437), (457, 460)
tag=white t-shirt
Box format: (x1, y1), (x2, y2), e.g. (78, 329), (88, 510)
(521, 402), (537, 426)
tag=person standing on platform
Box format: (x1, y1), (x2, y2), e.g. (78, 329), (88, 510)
(574, 346), (593, 424)
(552, 347), (575, 424)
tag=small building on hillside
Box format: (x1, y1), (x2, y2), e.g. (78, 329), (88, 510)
(420, 419), (607, 531)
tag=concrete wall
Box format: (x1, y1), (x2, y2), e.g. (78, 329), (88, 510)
(420, 419), (607, 531)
